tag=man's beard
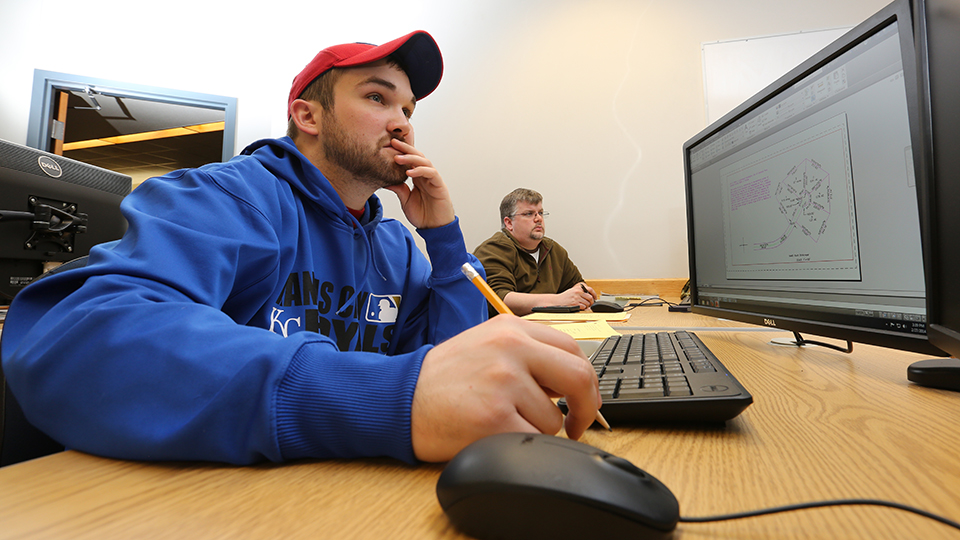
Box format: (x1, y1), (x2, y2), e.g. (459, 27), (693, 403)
(322, 110), (409, 188)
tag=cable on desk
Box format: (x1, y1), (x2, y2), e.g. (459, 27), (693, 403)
(679, 498), (960, 531)
(624, 297), (696, 313)
(624, 297), (670, 311)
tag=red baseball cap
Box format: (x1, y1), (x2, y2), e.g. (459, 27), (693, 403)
(288, 30), (443, 116)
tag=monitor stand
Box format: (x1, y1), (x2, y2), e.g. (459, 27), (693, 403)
(769, 332), (854, 354)
(907, 358), (960, 392)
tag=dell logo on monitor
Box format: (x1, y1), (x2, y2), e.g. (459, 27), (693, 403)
(37, 156), (63, 178)
(763, 318), (777, 327)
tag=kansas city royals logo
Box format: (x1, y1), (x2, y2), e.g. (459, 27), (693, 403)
(366, 294), (401, 324)
(270, 307), (302, 337)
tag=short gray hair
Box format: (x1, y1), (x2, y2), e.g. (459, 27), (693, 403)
(499, 188), (542, 222)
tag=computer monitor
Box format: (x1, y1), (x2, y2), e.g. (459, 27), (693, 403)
(683, 0), (947, 357)
(907, 0), (960, 390)
(0, 139), (130, 306)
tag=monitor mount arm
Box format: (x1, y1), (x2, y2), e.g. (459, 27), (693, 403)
(0, 197), (88, 254)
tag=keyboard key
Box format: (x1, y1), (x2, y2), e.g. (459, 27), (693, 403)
(618, 387), (665, 399)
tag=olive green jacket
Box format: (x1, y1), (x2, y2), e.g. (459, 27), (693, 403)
(473, 229), (584, 317)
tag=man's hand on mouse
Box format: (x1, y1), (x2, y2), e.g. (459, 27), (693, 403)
(549, 283), (597, 311)
(410, 315), (602, 462)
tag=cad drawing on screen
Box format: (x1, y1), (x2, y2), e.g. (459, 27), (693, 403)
(721, 113), (859, 282)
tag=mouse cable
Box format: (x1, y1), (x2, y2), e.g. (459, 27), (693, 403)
(624, 297), (670, 311)
(678, 498), (960, 531)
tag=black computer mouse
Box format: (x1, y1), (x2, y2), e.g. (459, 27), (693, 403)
(590, 299), (625, 313)
(436, 432), (679, 540)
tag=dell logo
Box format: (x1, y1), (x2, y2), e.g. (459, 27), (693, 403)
(37, 155), (63, 178)
(763, 318), (777, 327)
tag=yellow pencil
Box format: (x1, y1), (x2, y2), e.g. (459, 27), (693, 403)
(460, 263), (612, 432)
(460, 262), (512, 316)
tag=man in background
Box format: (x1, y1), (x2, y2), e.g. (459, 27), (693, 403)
(474, 188), (596, 317)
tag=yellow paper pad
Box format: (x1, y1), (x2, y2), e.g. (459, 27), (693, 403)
(547, 320), (621, 339)
(523, 312), (631, 322)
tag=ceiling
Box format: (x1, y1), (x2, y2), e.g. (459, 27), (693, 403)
(64, 90), (225, 141)
(60, 90), (226, 187)
(64, 131), (224, 185)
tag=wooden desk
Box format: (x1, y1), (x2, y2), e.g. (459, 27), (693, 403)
(2, 307), (959, 539)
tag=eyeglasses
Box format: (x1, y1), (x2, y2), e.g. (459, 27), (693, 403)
(512, 211), (549, 219)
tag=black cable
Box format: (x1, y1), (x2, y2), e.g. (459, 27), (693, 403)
(621, 297), (668, 311)
(0, 210), (37, 222)
(679, 498), (960, 531)
(625, 296), (694, 312)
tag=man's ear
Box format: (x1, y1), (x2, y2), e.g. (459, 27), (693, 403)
(503, 216), (514, 232)
(289, 99), (321, 137)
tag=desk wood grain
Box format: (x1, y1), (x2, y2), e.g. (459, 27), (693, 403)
(1, 306), (959, 539)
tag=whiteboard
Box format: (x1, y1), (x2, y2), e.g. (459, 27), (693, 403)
(702, 27), (852, 124)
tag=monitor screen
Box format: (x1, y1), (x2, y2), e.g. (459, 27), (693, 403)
(915, 0), (960, 368)
(683, 0), (945, 356)
(0, 139), (130, 306)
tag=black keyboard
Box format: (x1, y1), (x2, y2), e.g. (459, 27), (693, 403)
(559, 331), (753, 424)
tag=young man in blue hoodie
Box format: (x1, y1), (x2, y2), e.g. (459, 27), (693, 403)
(1, 31), (601, 465)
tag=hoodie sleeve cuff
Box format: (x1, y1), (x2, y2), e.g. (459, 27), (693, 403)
(274, 342), (427, 463)
(417, 216), (471, 279)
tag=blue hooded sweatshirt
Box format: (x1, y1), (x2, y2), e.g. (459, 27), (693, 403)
(1, 136), (488, 465)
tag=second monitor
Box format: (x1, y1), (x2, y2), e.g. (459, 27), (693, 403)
(683, 0), (945, 356)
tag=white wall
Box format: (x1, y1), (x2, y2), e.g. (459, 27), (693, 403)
(0, 0), (891, 280)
